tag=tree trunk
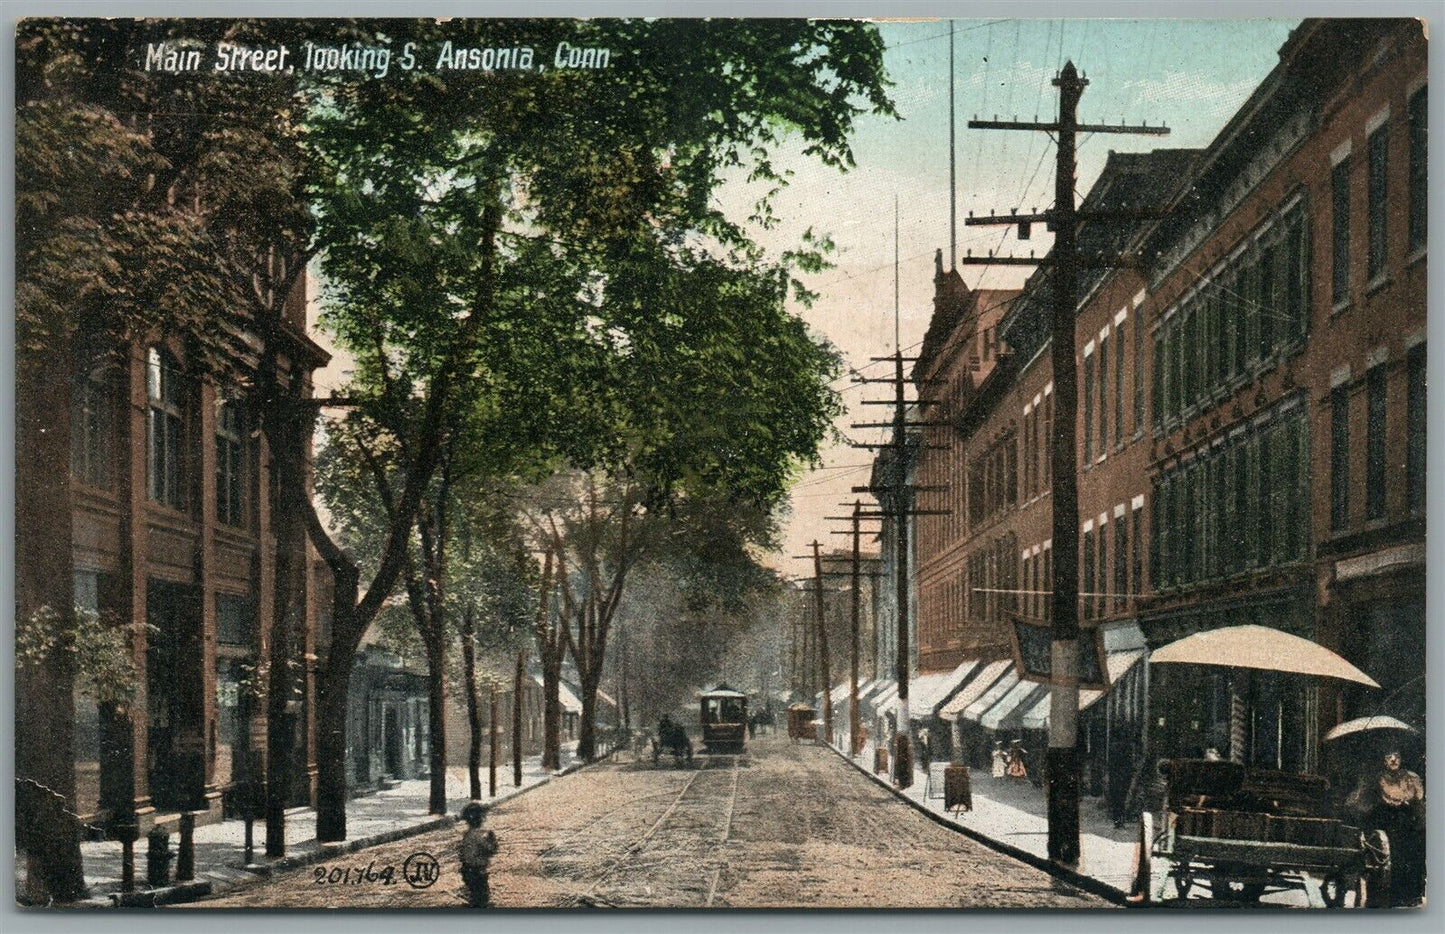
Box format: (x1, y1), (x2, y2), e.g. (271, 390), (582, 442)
(578, 685), (599, 763)
(314, 663), (352, 843)
(541, 661), (561, 771)
(461, 611), (482, 801)
(265, 488), (298, 858)
(423, 636), (448, 814)
(488, 683), (498, 798)
(16, 341), (85, 903)
(512, 652), (524, 786)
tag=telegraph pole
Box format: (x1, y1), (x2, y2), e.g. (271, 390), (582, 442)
(811, 541), (833, 745)
(823, 512), (884, 757)
(963, 60), (1167, 865)
(850, 353), (949, 787)
(849, 502), (863, 756)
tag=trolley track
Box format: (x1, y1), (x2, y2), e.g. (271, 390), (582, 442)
(554, 753), (744, 907)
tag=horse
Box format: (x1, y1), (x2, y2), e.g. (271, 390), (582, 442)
(652, 718), (694, 767)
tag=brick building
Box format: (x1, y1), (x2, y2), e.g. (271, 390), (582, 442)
(906, 18), (1426, 791)
(59, 273), (327, 832)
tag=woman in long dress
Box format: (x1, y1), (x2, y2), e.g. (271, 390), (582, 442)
(991, 742), (1007, 779)
(1006, 741), (1028, 780)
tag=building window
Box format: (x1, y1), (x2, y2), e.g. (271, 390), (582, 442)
(1331, 386), (1350, 530)
(1257, 243), (1276, 361)
(1332, 157), (1351, 305)
(1096, 521), (1108, 619)
(1409, 87), (1427, 254)
(1407, 344), (1426, 514)
(147, 346), (187, 510)
(1042, 544), (1052, 622)
(70, 354), (115, 491)
(1083, 350), (1095, 465)
(216, 593), (256, 646)
(1097, 335), (1108, 457)
(1130, 502), (1143, 602)
(216, 395), (248, 527)
(1115, 324), (1126, 448)
(1152, 332), (1164, 430)
(1152, 404), (1308, 589)
(1133, 307), (1145, 435)
(1366, 364), (1387, 520)
(1367, 125), (1388, 282)
(1113, 516), (1127, 614)
(1042, 391), (1053, 491)
(1081, 529), (1095, 621)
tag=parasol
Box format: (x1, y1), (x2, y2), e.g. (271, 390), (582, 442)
(1323, 715), (1418, 741)
(1150, 624), (1380, 687)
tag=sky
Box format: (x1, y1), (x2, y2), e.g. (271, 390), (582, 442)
(309, 17), (1302, 572)
(735, 17), (1302, 575)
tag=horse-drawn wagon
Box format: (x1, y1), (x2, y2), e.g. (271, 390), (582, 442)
(1131, 758), (1390, 907)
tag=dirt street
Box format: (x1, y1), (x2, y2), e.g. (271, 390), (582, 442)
(192, 733), (1108, 908)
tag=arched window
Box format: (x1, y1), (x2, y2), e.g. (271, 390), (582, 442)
(147, 347), (187, 510)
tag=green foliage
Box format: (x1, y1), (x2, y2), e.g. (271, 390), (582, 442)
(15, 605), (149, 706)
(15, 19), (312, 373)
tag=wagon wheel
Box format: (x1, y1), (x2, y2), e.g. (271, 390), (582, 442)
(1130, 811), (1154, 903)
(1171, 867), (1194, 900)
(1321, 873), (1352, 909)
(1360, 830), (1391, 909)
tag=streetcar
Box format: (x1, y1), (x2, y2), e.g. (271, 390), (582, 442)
(698, 684), (748, 753)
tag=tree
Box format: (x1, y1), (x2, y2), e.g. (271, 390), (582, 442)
(15, 18), (314, 897)
(300, 17), (892, 836)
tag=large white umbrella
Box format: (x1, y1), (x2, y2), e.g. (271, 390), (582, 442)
(1323, 715), (1418, 741)
(1150, 624), (1380, 687)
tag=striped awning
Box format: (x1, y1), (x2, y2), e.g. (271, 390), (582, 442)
(939, 660), (1013, 722)
(979, 679), (1049, 731)
(908, 660), (981, 719)
(1019, 648), (1147, 730)
(960, 668), (1021, 724)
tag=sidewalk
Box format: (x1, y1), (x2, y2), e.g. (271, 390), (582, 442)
(65, 743), (580, 906)
(830, 736), (1311, 907)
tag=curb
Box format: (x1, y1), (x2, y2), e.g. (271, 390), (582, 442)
(826, 741), (1132, 907)
(105, 757), (594, 908)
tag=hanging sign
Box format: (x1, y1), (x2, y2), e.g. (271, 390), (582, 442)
(1008, 614), (1110, 691)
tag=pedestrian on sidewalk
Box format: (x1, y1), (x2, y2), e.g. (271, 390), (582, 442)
(991, 741), (1008, 779)
(1006, 741), (1028, 781)
(1347, 750), (1426, 907)
(459, 802), (499, 908)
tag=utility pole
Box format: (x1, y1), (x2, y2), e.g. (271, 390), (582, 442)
(811, 541), (833, 744)
(849, 358), (949, 788)
(962, 60), (1167, 865)
(849, 502), (863, 756)
(818, 535), (883, 758)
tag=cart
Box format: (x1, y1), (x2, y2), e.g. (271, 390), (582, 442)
(1131, 758), (1391, 907)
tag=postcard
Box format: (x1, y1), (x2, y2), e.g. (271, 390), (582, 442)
(13, 13), (1428, 910)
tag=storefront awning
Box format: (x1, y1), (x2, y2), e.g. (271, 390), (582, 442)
(979, 679), (1048, 731)
(830, 679), (866, 705)
(960, 668), (1021, 724)
(908, 660), (981, 719)
(1019, 647), (1147, 730)
(940, 660), (1013, 722)
(868, 682), (899, 715)
(858, 679), (889, 701)
(533, 674), (585, 715)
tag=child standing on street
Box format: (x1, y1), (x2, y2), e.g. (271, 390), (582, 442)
(459, 802), (499, 908)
